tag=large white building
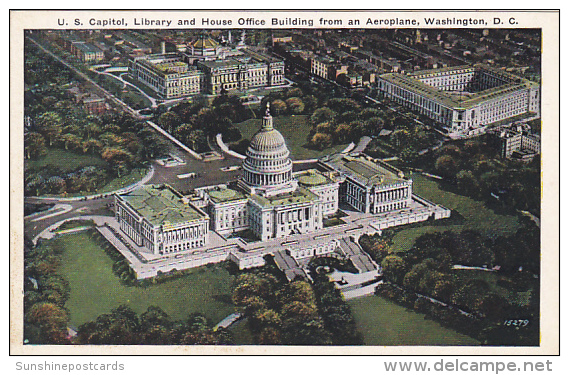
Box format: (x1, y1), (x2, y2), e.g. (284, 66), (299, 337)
(319, 153), (413, 214)
(129, 53), (205, 99)
(129, 46), (285, 98)
(377, 64), (540, 138)
(112, 104), (453, 281)
(116, 104), (421, 256)
(115, 184), (210, 256)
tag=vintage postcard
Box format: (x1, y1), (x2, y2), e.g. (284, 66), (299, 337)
(10, 10), (559, 357)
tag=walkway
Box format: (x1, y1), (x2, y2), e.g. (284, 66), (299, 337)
(213, 313), (243, 331)
(26, 204), (73, 222)
(327, 269), (383, 300)
(93, 67), (158, 108)
(215, 133), (371, 164)
(146, 121), (202, 160)
(351, 136), (372, 154)
(337, 237), (377, 273)
(273, 250), (308, 281)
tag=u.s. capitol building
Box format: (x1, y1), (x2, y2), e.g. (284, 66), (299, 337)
(113, 105), (449, 278)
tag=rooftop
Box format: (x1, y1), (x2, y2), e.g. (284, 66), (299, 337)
(409, 64), (475, 77)
(192, 37), (219, 49)
(73, 42), (103, 54)
(249, 187), (319, 208)
(207, 186), (248, 204)
(119, 185), (207, 226)
(295, 169), (333, 187)
(321, 153), (408, 188)
(379, 72), (536, 109)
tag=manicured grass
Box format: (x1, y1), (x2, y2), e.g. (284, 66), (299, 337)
(391, 173), (520, 252)
(57, 232), (237, 329)
(25, 149), (106, 173)
(97, 167), (148, 193)
(233, 115), (348, 160)
(348, 295), (480, 346)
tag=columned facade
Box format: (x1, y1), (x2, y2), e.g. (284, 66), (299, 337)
(241, 105), (294, 193)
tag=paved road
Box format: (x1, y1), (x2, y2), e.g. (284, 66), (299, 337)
(24, 197), (114, 241)
(27, 36), (141, 119)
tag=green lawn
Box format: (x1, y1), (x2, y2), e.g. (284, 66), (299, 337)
(348, 295), (480, 346)
(233, 115), (348, 160)
(391, 173), (521, 252)
(57, 232), (237, 329)
(25, 149), (107, 173)
(25, 147), (149, 196)
(97, 167), (148, 193)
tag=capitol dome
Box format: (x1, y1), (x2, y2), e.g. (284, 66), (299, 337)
(242, 104), (293, 188)
(248, 127), (288, 153)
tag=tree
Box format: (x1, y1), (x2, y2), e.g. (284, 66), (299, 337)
(185, 129), (207, 152)
(400, 147), (419, 166)
(302, 95), (318, 113)
(271, 99), (288, 116)
(475, 293), (509, 321)
(433, 279), (455, 302)
(140, 306), (172, 331)
(46, 176), (66, 194)
(83, 122), (101, 139)
(456, 169), (480, 197)
(82, 138), (103, 155)
(25, 302), (70, 344)
(24, 132), (47, 159)
(277, 281), (316, 306)
(310, 107), (336, 125)
(285, 87), (304, 98)
(158, 111), (181, 134)
(36, 112), (63, 146)
(315, 121), (334, 135)
(285, 97), (305, 114)
(327, 98), (360, 114)
(232, 273), (278, 307)
(381, 255), (407, 284)
(435, 154), (459, 179)
(101, 147), (133, 177)
(258, 326), (282, 345)
(251, 308), (281, 332)
(310, 132), (333, 150)
(59, 133), (82, 151)
(363, 116), (385, 135)
(334, 123), (353, 144)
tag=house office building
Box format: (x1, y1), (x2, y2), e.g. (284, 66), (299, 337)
(377, 64), (540, 137)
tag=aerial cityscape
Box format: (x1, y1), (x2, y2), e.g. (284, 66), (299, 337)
(23, 27), (541, 347)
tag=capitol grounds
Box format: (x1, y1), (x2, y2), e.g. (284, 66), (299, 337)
(25, 109), (524, 345)
(30, 151), (522, 345)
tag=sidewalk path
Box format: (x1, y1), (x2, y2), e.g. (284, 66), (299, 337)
(147, 121), (202, 160)
(28, 204), (73, 222)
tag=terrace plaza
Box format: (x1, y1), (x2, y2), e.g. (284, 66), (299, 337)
(105, 105), (450, 279)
